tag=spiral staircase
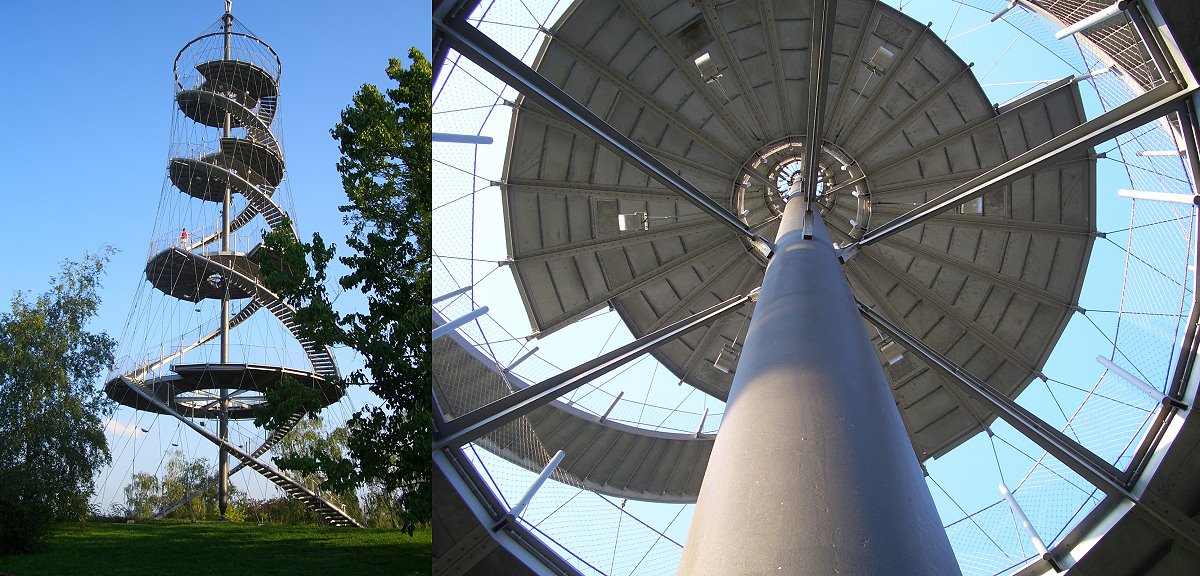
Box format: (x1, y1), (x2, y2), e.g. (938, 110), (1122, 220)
(104, 6), (359, 528)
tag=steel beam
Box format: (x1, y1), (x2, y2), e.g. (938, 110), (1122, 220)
(678, 198), (959, 575)
(433, 290), (757, 450)
(435, 16), (764, 247)
(854, 81), (1196, 248)
(800, 0), (837, 206)
(858, 302), (1200, 553)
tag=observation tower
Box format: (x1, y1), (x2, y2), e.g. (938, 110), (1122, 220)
(434, 0), (1200, 574)
(105, 2), (359, 527)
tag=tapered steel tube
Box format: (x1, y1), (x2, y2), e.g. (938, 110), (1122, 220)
(676, 197), (960, 575)
(217, 4), (233, 520)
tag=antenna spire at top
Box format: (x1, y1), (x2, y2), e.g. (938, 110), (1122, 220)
(225, 0), (232, 16)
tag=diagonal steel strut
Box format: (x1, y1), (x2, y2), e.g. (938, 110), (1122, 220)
(858, 301), (1200, 553)
(434, 15), (769, 253)
(434, 289), (759, 450)
(117, 375), (362, 527)
(851, 81), (1197, 248)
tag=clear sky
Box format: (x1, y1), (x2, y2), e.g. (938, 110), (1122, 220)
(0, 1), (429, 507)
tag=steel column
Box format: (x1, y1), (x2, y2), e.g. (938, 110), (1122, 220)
(218, 2), (233, 520)
(677, 198), (960, 575)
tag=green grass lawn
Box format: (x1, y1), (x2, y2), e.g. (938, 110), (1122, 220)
(0, 521), (430, 575)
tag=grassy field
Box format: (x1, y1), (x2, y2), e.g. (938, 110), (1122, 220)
(0, 521), (430, 575)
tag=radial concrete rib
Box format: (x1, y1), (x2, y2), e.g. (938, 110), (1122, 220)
(838, 24), (929, 145)
(857, 81), (1196, 248)
(615, 0), (758, 148)
(801, 0), (838, 205)
(549, 34), (745, 164)
(758, 0), (794, 134)
(646, 252), (755, 333)
(881, 233), (1080, 311)
(850, 249), (1045, 379)
(844, 247), (998, 459)
(511, 218), (724, 265)
(529, 236), (732, 336)
(825, 0), (881, 134)
(503, 178), (693, 204)
(513, 102), (765, 188)
(855, 64), (976, 158)
(674, 272), (762, 400)
(867, 77), (1076, 177)
(697, 0), (770, 138)
(870, 203), (1093, 236)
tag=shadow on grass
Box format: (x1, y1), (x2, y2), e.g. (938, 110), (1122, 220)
(0, 522), (431, 576)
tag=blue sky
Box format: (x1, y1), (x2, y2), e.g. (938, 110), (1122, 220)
(0, 1), (429, 506)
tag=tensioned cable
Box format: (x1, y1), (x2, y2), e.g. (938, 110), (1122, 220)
(1041, 378), (1084, 444)
(1102, 215), (1193, 235)
(994, 434), (1096, 496)
(609, 500), (624, 575)
(929, 474), (1012, 559)
(597, 314), (624, 356)
(433, 182), (497, 212)
(1081, 310), (1156, 385)
(626, 504), (689, 576)
(475, 19), (540, 31)
(1045, 376), (1154, 412)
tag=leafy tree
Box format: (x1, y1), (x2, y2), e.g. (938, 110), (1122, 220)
(161, 450), (212, 522)
(123, 472), (162, 519)
(360, 486), (402, 529)
(274, 417), (364, 522)
(259, 48), (430, 534)
(155, 450), (247, 522)
(0, 250), (117, 553)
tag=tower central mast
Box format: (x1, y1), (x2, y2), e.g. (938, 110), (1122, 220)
(217, 0), (233, 520)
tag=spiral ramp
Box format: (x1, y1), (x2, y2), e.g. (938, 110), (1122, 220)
(105, 19), (358, 528)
